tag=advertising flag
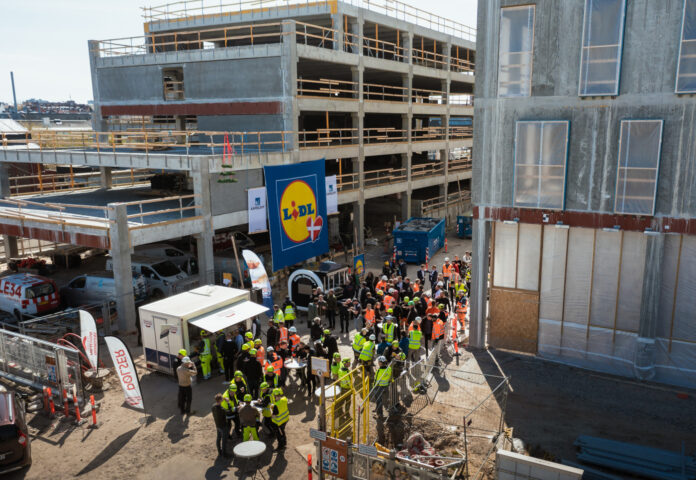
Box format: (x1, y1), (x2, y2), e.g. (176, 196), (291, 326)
(242, 249), (274, 315)
(79, 310), (98, 371)
(105, 336), (145, 411)
(264, 159), (329, 271)
(247, 186), (267, 234)
(326, 175), (338, 215)
(353, 254), (365, 279)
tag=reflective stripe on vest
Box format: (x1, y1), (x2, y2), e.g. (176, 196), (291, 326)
(339, 369), (352, 389)
(331, 362), (341, 377)
(352, 334), (365, 352)
(256, 347), (265, 364)
(359, 341), (375, 361)
(202, 338), (211, 356)
(289, 334), (301, 351)
(383, 323), (395, 342)
(284, 305), (296, 320)
(272, 397), (289, 425)
(409, 329), (422, 349)
(279, 327), (288, 345)
(364, 309), (375, 322)
(442, 264), (453, 278)
(272, 356), (283, 376)
(375, 366), (392, 387)
(432, 320), (444, 340)
(274, 309), (284, 323)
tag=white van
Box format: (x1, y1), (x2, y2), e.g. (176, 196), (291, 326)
(105, 255), (188, 299)
(134, 244), (199, 275)
(60, 271), (149, 308)
(0, 274), (61, 320)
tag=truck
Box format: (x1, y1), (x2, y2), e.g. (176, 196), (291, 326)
(393, 217), (446, 263)
(138, 285), (267, 375)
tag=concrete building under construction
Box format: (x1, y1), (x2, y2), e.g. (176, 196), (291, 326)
(0, 0), (475, 332)
(471, 0), (696, 389)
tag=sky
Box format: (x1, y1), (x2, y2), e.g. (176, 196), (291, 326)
(0, 0), (477, 104)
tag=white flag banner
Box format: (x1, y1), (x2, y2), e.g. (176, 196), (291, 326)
(242, 249), (273, 315)
(79, 310), (98, 371)
(105, 336), (145, 411)
(326, 175), (338, 215)
(248, 186), (267, 234)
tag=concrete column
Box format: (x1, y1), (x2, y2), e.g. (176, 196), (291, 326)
(440, 149), (449, 222)
(87, 40), (107, 133)
(469, 218), (490, 349)
(347, 17), (360, 54)
(0, 163), (18, 261)
(634, 232), (665, 381)
(282, 20), (299, 155)
(401, 153), (411, 221)
(192, 159), (215, 284)
(108, 204), (136, 333)
(352, 200), (364, 250)
(331, 12), (344, 51)
(100, 167), (113, 189)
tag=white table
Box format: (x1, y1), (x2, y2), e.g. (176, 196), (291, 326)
(233, 440), (266, 478)
(315, 385), (341, 399)
(284, 359), (307, 369)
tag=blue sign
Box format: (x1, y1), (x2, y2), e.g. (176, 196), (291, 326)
(264, 159), (329, 271)
(353, 254), (365, 278)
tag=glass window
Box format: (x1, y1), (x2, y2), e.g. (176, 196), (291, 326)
(677, 0), (696, 93)
(514, 121), (570, 210)
(614, 120), (663, 215)
(498, 6), (535, 98)
(579, 0), (627, 96)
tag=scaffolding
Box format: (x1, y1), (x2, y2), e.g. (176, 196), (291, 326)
(353, 343), (510, 480)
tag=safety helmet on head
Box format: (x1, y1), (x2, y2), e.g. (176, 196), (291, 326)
(244, 394), (252, 402)
(254, 339), (262, 345)
(333, 352), (341, 359)
(273, 388), (283, 396)
(408, 301), (414, 306)
(242, 344), (250, 351)
(384, 261), (389, 266)
(382, 275), (388, 281)
(342, 358), (351, 364)
(445, 257), (450, 262)
(437, 281), (443, 287)
(182, 356), (191, 364)
(438, 304), (445, 309)
(369, 334), (376, 341)
(415, 316), (422, 323)
(245, 332), (253, 339)
(235, 371), (243, 377)
(378, 356), (387, 363)
(260, 382), (269, 389)
(361, 328), (368, 335)
(387, 308), (393, 314)
(267, 346), (274, 352)
(413, 297), (420, 302)
(324, 329), (330, 335)
(249, 348), (257, 355)
(392, 340), (399, 347)
(228, 383), (237, 391)
(289, 326), (297, 333)
(200, 330), (208, 337)
(266, 365), (275, 373)
(178, 349), (187, 357)
(403, 296), (409, 302)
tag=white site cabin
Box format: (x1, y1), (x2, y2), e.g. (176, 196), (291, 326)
(139, 285), (267, 375)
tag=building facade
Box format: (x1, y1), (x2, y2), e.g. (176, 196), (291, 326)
(472, 0), (696, 389)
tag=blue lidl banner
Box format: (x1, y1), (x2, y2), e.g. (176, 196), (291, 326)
(264, 159), (329, 271)
(353, 254), (365, 279)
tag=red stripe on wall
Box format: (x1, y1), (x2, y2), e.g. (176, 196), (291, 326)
(101, 101), (283, 116)
(473, 206), (696, 235)
(0, 224), (111, 249)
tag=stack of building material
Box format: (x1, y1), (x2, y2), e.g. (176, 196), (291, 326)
(575, 436), (696, 480)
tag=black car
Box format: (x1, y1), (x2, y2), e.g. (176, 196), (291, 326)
(0, 389), (31, 474)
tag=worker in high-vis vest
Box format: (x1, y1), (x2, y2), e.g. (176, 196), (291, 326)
(337, 358), (353, 416)
(352, 329), (367, 367)
(199, 330), (213, 379)
(330, 352), (342, 380)
(374, 356), (392, 417)
(382, 315), (396, 343)
(408, 318), (422, 363)
(442, 257), (453, 290)
(277, 321), (289, 349)
(288, 326), (301, 354)
(271, 388), (289, 450)
(360, 334), (376, 378)
(283, 300), (296, 329)
(258, 381), (274, 434)
(273, 304), (284, 325)
(221, 382), (241, 437)
(456, 292), (468, 329)
(215, 331), (226, 374)
(238, 394), (261, 441)
(254, 339), (266, 365)
(244, 331), (254, 351)
(431, 316), (445, 364)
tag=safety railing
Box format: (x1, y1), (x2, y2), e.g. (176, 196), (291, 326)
(141, 0), (475, 41)
(411, 161), (444, 179)
(299, 128), (358, 148)
(364, 127), (407, 144)
(9, 169), (153, 197)
(96, 21), (285, 57)
(295, 20), (337, 48)
(413, 44), (449, 70)
(447, 151), (473, 173)
(336, 172), (359, 191)
(297, 78), (357, 99)
(421, 190), (471, 215)
(364, 166), (407, 187)
(322, 364), (369, 442)
(0, 198), (113, 231)
(124, 194), (200, 227)
(362, 34), (406, 62)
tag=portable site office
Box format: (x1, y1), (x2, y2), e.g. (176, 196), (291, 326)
(139, 285), (267, 375)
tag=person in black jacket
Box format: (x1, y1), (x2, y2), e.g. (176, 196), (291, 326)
(429, 266), (439, 292)
(240, 350), (263, 398)
(322, 329), (339, 359)
(416, 264), (427, 285)
(212, 394), (230, 457)
(397, 258), (408, 278)
(310, 316), (324, 342)
(221, 332), (238, 382)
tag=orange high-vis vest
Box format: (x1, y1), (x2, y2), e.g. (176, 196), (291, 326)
(413, 283), (421, 293)
(278, 327), (288, 346)
(289, 334), (301, 352)
(364, 309), (375, 327)
(426, 306), (440, 317)
(384, 295), (395, 308)
(442, 264), (453, 278)
(376, 280), (387, 291)
(269, 352), (282, 376)
(256, 346), (266, 364)
(432, 319), (445, 340)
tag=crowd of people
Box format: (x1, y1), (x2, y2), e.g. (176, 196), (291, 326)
(173, 251), (472, 458)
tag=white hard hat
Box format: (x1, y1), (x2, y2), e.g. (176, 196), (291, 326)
(289, 326), (297, 333)
(378, 356), (387, 363)
(267, 346), (274, 352)
(182, 357), (191, 363)
(415, 317), (421, 323)
(369, 334), (376, 341)
(445, 257), (450, 262)
(382, 275), (388, 281)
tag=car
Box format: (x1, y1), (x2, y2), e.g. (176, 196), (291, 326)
(105, 255), (189, 299)
(60, 271), (149, 308)
(213, 230), (255, 251)
(0, 388), (31, 474)
(133, 244), (199, 275)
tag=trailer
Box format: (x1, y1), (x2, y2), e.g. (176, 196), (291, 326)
(138, 285), (266, 375)
(393, 217), (445, 263)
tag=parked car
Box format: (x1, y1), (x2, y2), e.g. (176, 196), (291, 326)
(134, 244), (199, 275)
(0, 387), (31, 474)
(105, 255), (188, 299)
(60, 271), (149, 308)
(213, 230), (256, 251)
(0, 273), (60, 321)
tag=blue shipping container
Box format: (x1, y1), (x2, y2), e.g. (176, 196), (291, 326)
(393, 217), (446, 263)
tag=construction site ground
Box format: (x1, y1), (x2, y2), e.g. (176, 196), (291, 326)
(1, 234), (695, 479)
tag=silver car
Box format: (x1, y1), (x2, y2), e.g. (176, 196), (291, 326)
(60, 271), (149, 307)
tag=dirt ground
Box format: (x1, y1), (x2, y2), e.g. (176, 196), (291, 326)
(1, 233), (696, 479)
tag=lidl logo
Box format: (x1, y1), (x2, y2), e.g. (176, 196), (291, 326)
(355, 259), (364, 275)
(280, 180), (323, 243)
